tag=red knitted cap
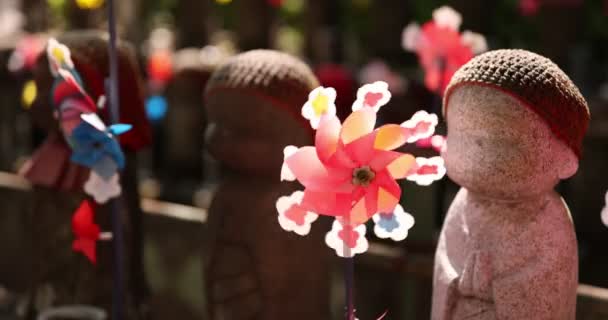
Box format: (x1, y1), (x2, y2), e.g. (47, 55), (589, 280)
(443, 49), (590, 158)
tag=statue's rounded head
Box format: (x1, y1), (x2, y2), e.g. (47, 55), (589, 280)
(204, 49), (319, 175)
(443, 49), (590, 199)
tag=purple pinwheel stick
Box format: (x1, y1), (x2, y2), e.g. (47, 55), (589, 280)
(106, 0), (125, 318)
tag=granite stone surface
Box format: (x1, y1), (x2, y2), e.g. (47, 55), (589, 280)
(432, 84), (581, 320)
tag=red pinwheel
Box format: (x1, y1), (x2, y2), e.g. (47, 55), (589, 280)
(47, 38), (131, 204)
(71, 200), (101, 264)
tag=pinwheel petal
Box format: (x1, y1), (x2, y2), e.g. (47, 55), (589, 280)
(406, 156), (447, 186)
(285, 146), (351, 192)
(80, 113), (107, 131)
(315, 115), (341, 164)
(363, 185), (379, 223)
(432, 6), (462, 31)
(72, 238), (97, 264)
(84, 172), (122, 204)
(368, 151), (415, 179)
(373, 205), (415, 242)
(386, 154), (417, 179)
(108, 124), (133, 136)
(401, 110), (439, 143)
(71, 200), (100, 238)
(71, 200), (100, 264)
(280, 146), (298, 181)
(340, 109), (376, 145)
(374, 124), (410, 150)
(325, 220), (369, 257)
(402, 22), (421, 51)
(343, 132), (376, 166)
(276, 191), (319, 236)
(374, 173), (401, 213)
(47, 38), (75, 75)
(301, 86), (337, 129)
(301, 189), (353, 217)
(352, 81), (392, 112)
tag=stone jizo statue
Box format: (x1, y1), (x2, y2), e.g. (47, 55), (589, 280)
(432, 49), (590, 320)
(203, 49), (330, 320)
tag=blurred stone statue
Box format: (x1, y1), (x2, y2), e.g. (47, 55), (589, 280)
(203, 50), (330, 319)
(20, 31), (151, 319)
(162, 46), (226, 203)
(433, 49), (590, 319)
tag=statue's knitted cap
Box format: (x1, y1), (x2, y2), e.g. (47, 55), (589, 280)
(443, 49), (590, 158)
(205, 49), (319, 130)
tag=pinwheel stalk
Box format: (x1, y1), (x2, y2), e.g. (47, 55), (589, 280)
(106, 0), (124, 318)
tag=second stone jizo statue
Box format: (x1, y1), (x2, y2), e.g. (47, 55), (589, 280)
(202, 49), (330, 320)
(432, 49), (590, 319)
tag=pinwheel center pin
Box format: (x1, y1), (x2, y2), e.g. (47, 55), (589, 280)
(352, 166), (375, 187)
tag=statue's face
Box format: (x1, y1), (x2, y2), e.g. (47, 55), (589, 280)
(204, 90), (311, 176)
(444, 85), (578, 199)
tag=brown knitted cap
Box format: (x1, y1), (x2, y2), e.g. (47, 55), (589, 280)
(444, 49), (590, 158)
(205, 49), (319, 127)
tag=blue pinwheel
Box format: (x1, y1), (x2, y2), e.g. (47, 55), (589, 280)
(70, 113), (131, 179)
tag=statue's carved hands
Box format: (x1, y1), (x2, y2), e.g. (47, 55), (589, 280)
(458, 250), (493, 300)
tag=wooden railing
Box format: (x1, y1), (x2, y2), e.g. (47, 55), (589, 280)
(0, 171), (607, 319)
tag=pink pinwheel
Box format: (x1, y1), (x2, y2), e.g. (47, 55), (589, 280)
(283, 108), (414, 226)
(402, 6), (486, 94)
(278, 81), (445, 257)
(278, 82), (445, 320)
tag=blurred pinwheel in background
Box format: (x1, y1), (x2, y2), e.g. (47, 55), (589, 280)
(45, 38), (132, 263)
(402, 6), (487, 95)
(47, 38), (132, 204)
